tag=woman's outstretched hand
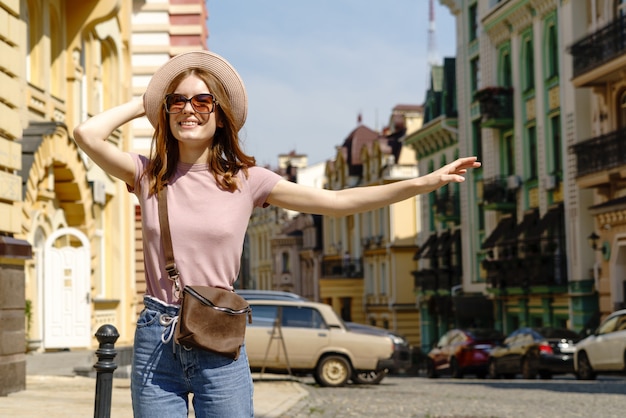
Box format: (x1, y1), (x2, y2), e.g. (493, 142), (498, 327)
(423, 156), (481, 190)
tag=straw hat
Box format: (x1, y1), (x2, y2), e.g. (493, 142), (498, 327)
(143, 50), (247, 131)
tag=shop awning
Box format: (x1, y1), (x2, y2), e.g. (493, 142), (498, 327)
(481, 215), (516, 249)
(413, 233), (438, 259)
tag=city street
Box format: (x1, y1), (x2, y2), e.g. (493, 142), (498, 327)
(283, 375), (626, 418)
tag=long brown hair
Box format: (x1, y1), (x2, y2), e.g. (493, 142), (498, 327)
(144, 68), (255, 195)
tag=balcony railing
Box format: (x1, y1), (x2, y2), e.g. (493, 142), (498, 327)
(483, 238), (567, 289)
(321, 257), (363, 278)
(482, 176), (517, 211)
(571, 127), (626, 177)
(412, 267), (461, 292)
(474, 86), (513, 128)
(569, 14), (626, 78)
(434, 190), (460, 221)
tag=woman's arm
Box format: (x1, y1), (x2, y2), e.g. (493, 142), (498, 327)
(266, 156), (481, 217)
(73, 98), (145, 186)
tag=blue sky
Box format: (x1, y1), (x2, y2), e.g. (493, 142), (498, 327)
(206, 1), (457, 167)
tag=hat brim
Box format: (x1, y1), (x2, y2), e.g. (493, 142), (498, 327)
(144, 51), (247, 131)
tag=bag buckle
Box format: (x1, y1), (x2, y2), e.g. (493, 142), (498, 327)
(165, 263), (181, 298)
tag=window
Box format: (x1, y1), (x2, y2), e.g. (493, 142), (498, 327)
(546, 23), (559, 79)
(503, 133), (515, 176)
(527, 125), (538, 179)
(619, 90), (626, 129)
(282, 306), (325, 329)
(618, 0), (626, 17)
(470, 57), (481, 93)
(597, 316), (618, 335)
(281, 252), (290, 273)
(380, 262), (387, 295)
(522, 36), (535, 91)
(550, 115), (562, 175)
(501, 51), (512, 87)
(365, 263), (374, 294)
(469, 3), (479, 41)
(473, 120), (483, 157)
(340, 297), (352, 322)
(249, 305), (278, 327)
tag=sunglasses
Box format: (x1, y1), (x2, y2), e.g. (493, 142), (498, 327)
(164, 93), (217, 114)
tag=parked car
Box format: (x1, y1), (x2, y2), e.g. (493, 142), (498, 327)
(235, 289), (307, 301)
(488, 327), (581, 379)
(574, 309), (626, 380)
(426, 328), (504, 379)
(245, 299), (395, 387)
(344, 322), (412, 377)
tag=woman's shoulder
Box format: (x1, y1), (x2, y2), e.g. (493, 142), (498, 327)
(246, 165), (282, 179)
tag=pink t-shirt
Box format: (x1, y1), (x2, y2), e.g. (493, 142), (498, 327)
(129, 153), (282, 304)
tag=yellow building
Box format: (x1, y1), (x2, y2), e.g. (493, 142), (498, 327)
(2, 0), (136, 353)
(1, 0), (210, 359)
(323, 106), (424, 346)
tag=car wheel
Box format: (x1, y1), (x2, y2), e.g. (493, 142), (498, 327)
(450, 357), (463, 379)
(521, 357), (537, 379)
(315, 355), (351, 387)
(576, 352), (596, 380)
(488, 359), (499, 379)
(352, 369), (387, 385)
(426, 359), (438, 379)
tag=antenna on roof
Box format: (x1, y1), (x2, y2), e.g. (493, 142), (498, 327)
(427, 0), (440, 67)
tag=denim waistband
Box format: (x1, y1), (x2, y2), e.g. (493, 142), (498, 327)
(143, 295), (180, 317)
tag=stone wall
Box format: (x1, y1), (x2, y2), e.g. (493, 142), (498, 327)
(0, 237), (32, 396)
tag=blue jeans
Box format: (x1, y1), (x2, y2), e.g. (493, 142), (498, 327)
(131, 296), (254, 417)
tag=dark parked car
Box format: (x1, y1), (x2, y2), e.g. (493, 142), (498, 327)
(426, 328), (504, 378)
(235, 289), (307, 301)
(345, 322), (412, 379)
(488, 327), (581, 379)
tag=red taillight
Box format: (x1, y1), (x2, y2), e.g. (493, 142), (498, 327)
(539, 343), (553, 355)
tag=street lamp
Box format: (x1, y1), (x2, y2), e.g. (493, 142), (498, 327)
(587, 232), (600, 251)
(587, 231), (607, 256)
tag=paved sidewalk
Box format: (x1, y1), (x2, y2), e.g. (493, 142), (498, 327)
(0, 350), (308, 417)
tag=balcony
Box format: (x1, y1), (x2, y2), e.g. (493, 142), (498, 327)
(474, 86), (513, 129)
(434, 190), (460, 222)
(321, 257), (363, 278)
(413, 269), (438, 291)
(569, 14), (626, 83)
(571, 127), (626, 178)
(484, 237), (567, 291)
(412, 267), (461, 293)
(482, 176), (517, 211)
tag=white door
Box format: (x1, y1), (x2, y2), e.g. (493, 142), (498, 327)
(43, 228), (91, 349)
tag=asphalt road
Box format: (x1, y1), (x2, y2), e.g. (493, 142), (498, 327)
(283, 374), (626, 418)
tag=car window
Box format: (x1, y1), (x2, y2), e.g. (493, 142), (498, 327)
(249, 305), (278, 327)
(504, 329), (521, 345)
(437, 333), (450, 347)
(617, 315), (626, 331)
(281, 306), (326, 329)
(597, 315), (619, 335)
(449, 333), (464, 345)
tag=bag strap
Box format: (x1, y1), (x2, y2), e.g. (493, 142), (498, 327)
(157, 186), (181, 298)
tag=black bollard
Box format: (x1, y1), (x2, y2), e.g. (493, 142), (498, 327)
(93, 324), (119, 418)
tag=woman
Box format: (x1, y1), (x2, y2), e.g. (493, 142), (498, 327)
(73, 50), (480, 417)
